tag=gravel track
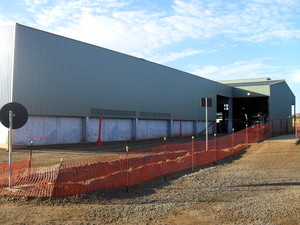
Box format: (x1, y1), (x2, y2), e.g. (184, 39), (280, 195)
(0, 141), (299, 224)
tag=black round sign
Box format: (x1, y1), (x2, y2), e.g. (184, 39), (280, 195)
(0, 102), (28, 129)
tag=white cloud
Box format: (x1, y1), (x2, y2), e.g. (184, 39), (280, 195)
(189, 58), (279, 81)
(52, 11), (176, 55)
(0, 12), (13, 24)
(289, 70), (300, 83)
(165, 0), (300, 42)
(149, 49), (216, 64)
(27, 0), (131, 25)
(24, 0), (49, 13)
(25, 0), (49, 4)
(252, 0), (298, 4)
(15, 0), (299, 59)
(23, 0), (174, 55)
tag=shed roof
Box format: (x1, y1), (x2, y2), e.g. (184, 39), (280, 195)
(219, 77), (284, 87)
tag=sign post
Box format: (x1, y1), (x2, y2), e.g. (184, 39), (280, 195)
(0, 102), (28, 188)
(8, 111), (13, 188)
(201, 98), (212, 151)
(205, 98), (208, 151)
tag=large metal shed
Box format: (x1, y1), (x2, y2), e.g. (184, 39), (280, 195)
(0, 23), (296, 145)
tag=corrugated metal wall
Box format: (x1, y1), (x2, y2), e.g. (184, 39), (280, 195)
(232, 84), (270, 97)
(11, 24), (232, 121)
(269, 82), (295, 120)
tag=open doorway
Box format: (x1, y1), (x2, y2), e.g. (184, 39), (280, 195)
(232, 97), (269, 131)
(216, 95), (230, 133)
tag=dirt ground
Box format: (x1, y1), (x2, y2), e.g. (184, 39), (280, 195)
(0, 136), (199, 167)
(0, 137), (299, 224)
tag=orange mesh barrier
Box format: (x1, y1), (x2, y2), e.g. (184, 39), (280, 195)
(0, 159), (61, 197)
(295, 123), (300, 139)
(53, 155), (128, 196)
(0, 123), (272, 197)
(296, 122), (300, 139)
(0, 159), (30, 187)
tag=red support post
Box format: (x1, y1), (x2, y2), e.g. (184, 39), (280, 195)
(179, 119), (183, 138)
(96, 116), (103, 146)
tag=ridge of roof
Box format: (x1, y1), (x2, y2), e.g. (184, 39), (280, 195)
(219, 77), (285, 86)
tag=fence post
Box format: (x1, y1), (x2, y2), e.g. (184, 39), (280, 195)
(191, 136), (194, 171)
(256, 124), (260, 141)
(213, 133), (217, 163)
(296, 122), (298, 139)
(125, 146), (129, 192)
(286, 117), (288, 134)
(296, 123), (298, 139)
(27, 140), (34, 177)
(280, 118), (283, 135)
(28, 140), (34, 169)
(214, 120), (217, 137)
(51, 158), (63, 198)
(231, 128), (235, 148)
(164, 137), (167, 181)
(205, 98), (208, 151)
(268, 122), (271, 139)
(246, 124), (248, 144)
(214, 133), (217, 150)
(271, 118), (274, 137)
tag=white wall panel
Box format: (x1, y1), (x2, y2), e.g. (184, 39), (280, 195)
(0, 24), (15, 107)
(137, 120), (168, 139)
(13, 116), (82, 145)
(10, 117), (214, 146)
(101, 118), (133, 141)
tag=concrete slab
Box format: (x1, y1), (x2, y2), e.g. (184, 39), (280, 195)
(266, 134), (298, 144)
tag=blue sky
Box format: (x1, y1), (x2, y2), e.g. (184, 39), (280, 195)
(1, 0), (300, 113)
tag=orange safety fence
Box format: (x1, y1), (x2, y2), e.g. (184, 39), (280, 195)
(0, 159), (30, 186)
(0, 159), (61, 197)
(296, 122), (300, 139)
(0, 123), (272, 198)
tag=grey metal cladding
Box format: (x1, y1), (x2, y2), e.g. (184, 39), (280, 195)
(139, 111), (171, 119)
(91, 108), (136, 117)
(269, 81), (295, 120)
(11, 24), (232, 120)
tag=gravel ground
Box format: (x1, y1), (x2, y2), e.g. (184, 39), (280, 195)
(0, 141), (299, 224)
